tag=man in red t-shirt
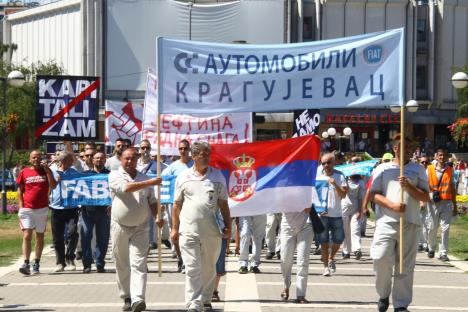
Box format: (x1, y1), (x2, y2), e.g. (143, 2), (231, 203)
(16, 150), (57, 275)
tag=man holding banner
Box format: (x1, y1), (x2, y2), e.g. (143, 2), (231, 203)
(369, 134), (429, 312)
(81, 152), (111, 274)
(108, 148), (163, 312)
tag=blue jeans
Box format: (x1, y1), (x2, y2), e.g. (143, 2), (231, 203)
(216, 238), (227, 276)
(80, 207), (110, 268)
(317, 216), (345, 244)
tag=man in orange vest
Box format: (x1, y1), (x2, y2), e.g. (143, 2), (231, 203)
(426, 147), (457, 262)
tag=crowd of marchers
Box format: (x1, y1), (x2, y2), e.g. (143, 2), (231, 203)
(13, 133), (458, 312)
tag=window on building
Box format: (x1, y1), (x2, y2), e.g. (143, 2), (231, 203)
(417, 19), (427, 43)
(416, 65), (428, 99)
(303, 17), (314, 41)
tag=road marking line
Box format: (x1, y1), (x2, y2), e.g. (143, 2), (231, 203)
(257, 265), (462, 273)
(260, 303), (468, 310)
(256, 282), (468, 290)
(1, 302), (467, 311)
(224, 260), (261, 312)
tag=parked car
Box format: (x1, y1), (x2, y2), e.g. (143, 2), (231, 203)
(0, 169), (16, 191)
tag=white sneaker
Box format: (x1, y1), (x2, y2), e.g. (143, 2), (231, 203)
(54, 264), (65, 272)
(67, 260), (76, 271)
(322, 266), (331, 276)
(328, 260), (336, 273)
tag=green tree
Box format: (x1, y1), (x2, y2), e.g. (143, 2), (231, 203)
(0, 58), (64, 168)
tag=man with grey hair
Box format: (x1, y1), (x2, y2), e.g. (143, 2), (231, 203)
(171, 141), (231, 312)
(49, 151), (81, 272)
(109, 148), (163, 312)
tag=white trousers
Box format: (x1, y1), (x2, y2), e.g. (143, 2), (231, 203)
(427, 200), (453, 255)
(265, 213), (282, 253)
(280, 221), (313, 298)
(371, 222), (419, 309)
(342, 212), (361, 254)
(419, 205), (429, 247)
(239, 215), (266, 267)
(111, 220), (149, 304)
(180, 232), (221, 311)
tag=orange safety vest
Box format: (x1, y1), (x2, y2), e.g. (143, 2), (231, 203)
(427, 164), (454, 200)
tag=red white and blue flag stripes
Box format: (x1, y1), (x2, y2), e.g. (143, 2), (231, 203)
(210, 135), (321, 217)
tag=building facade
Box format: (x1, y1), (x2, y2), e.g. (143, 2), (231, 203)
(2, 0), (467, 154)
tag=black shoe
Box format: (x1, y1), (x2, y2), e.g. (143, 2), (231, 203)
(342, 253), (350, 259)
(150, 242), (157, 249)
(238, 266), (248, 274)
(276, 251), (281, 260)
(378, 297), (389, 312)
(132, 300), (146, 312)
(19, 263), (31, 276)
(417, 244), (424, 252)
(162, 239), (172, 249)
(203, 303), (213, 312)
(439, 254), (450, 262)
(97, 265), (106, 273)
(427, 250), (435, 258)
(265, 252), (275, 260)
(313, 248), (321, 255)
(83, 267), (91, 274)
(394, 308), (409, 312)
(122, 298), (131, 311)
(354, 250), (362, 260)
(177, 259), (183, 273)
(76, 251), (82, 260)
(250, 266), (261, 274)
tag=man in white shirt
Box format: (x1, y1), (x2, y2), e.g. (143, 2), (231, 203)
(369, 134), (429, 312)
(108, 148), (162, 312)
(171, 141), (231, 312)
(316, 153), (348, 277)
(106, 138), (130, 171)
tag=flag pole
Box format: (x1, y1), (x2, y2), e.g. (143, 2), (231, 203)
(399, 106), (405, 274)
(156, 111), (162, 277)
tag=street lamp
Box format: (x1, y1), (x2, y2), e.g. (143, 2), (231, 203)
(389, 100), (419, 274)
(322, 127), (352, 152)
(2, 70), (25, 214)
(451, 72), (468, 89)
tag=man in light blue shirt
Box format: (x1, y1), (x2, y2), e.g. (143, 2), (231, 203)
(49, 151), (81, 272)
(162, 139), (194, 272)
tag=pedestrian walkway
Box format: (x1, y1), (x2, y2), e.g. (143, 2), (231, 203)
(0, 223), (467, 312)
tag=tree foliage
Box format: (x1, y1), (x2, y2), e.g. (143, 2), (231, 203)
(0, 42), (65, 168)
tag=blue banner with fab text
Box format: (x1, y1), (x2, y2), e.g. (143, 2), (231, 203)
(59, 173), (176, 207)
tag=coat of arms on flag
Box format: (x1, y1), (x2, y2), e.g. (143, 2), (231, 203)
(229, 154), (257, 202)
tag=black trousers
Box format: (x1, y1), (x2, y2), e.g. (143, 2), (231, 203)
(51, 208), (80, 266)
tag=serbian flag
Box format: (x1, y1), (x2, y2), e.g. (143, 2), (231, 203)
(210, 135), (321, 217)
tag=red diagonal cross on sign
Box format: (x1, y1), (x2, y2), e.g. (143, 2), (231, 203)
(35, 79), (100, 139)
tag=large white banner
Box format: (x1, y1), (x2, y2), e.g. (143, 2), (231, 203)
(142, 70), (253, 155)
(157, 28), (405, 114)
(105, 100), (144, 146)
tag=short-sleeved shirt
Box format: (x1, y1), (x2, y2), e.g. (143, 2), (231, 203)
(341, 179), (365, 216)
(109, 167), (157, 227)
(16, 167), (50, 209)
(174, 166), (227, 237)
(105, 155), (121, 171)
(316, 169), (347, 217)
(49, 167), (80, 210)
(370, 161), (429, 225)
(162, 159), (194, 177)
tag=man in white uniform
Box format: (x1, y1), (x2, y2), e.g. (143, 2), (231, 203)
(109, 148), (162, 312)
(369, 134), (429, 312)
(171, 141), (231, 312)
